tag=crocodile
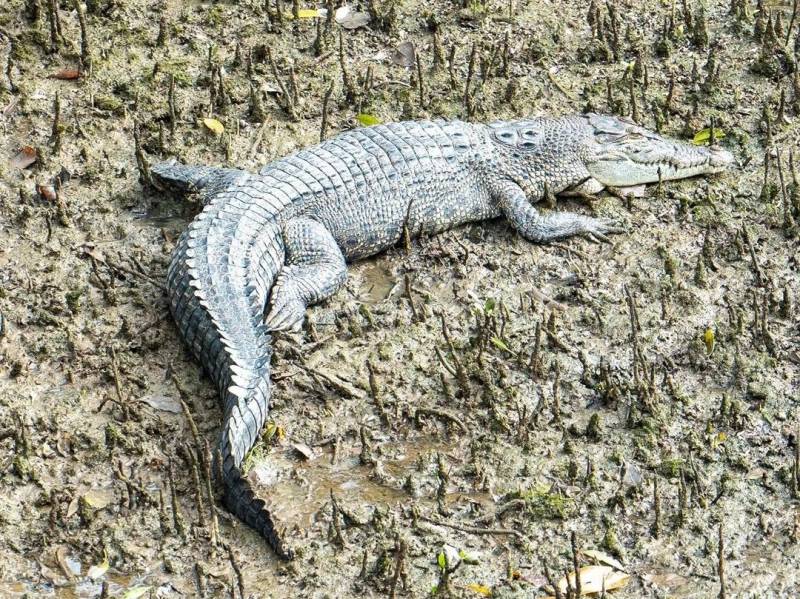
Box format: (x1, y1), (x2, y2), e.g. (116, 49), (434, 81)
(151, 114), (732, 558)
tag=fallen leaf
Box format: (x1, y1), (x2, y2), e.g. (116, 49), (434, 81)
(201, 118), (225, 135)
(87, 556), (109, 580)
(52, 68), (81, 80)
(336, 7), (370, 29)
(291, 442), (316, 460)
(465, 582), (492, 596)
(581, 549), (626, 572)
(37, 184), (57, 202)
(554, 565), (630, 596)
(139, 394), (182, 413)
(391, 41), (416, 67)
(122, 586), (151, 599)
(286, 8), (320, 18)
(711, 431), (727, 448)
(83, 488), (114, 509)
(66, 495), (80, 518)
(490, 336), (512, 353)
(55, 546), (78, 581)
(692, 127), (726, 145)
(10, 146), (37, 169)
(704, 327), (715, 354)
(356, 113), (380, 126)
(616, 184), (646, 197)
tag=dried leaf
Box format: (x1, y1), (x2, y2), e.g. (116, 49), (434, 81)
(692, 128), (726, 145)
(10, 146), (37, 169)
(37, 184), (57, 202)
(56, 545), (78, 581)
(616, 184), (647, 198)
(465, 582), (492, 596)
(83, 488), (113, 509)
(52, 68), (81, 80)
(87, 556), (109, 580)
(66, 495), (80, 518)
(201, 118), (225, 135)
(581, 549), (626, 572)
(291, 442), (315, 460)
(391, 41), (416, 68)
(139, 394), (182, 413)
(336, 7), (370, 29)
(356, 113), (380, 127)
(555, 565), (630, 596)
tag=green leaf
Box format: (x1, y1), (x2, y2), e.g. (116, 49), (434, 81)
(356, 113), (381, 126)
(437, 551), (447, 570)
(490, 336), (511, 353)
(692, 128), (726, 145)
(483, 298), (496, 314)
(122, 587), (151, 599)
(431, 585), (439, 596)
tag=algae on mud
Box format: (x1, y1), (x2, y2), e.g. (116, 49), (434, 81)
(1, 0), (799, 597)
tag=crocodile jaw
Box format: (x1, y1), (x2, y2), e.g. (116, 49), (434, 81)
(580, 114), (733, 187)
(587, 144), (733, 187)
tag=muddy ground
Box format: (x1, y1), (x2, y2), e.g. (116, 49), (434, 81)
(1, 0), (799, 597)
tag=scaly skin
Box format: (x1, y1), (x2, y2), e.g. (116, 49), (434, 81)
(152, 115), (732, 558)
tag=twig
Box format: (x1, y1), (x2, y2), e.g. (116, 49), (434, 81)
(417, 513), (523, 538)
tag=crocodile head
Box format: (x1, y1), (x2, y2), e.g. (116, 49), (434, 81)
(580, 114), (733, 187)
(488, 114), (733, 196)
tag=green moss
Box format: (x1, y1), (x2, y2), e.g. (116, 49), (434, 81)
(517, 483), (575, 520)
(95, 95), (123, 113)
(65, 288), (84, 314)
(658, 458), (685, 478)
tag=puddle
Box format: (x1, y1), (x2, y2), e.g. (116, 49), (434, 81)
(249, 434), (488, 528)
(354, 260), (397, 304)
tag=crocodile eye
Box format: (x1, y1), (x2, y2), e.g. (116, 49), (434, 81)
(493, 129), (518, 145)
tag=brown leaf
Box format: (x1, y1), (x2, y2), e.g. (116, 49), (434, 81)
(391, 41), (416, 68)
(52, 68), (82, 80)
(37, 184), (57, 202)
(10, 146), (37, 169)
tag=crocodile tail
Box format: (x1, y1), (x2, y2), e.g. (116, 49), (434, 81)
(218, 370), (294, 559)
(151, 160), (241, 196)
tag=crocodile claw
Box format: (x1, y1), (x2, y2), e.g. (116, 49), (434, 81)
(265, 298), (306, 332)
(581, 216), (624, 243)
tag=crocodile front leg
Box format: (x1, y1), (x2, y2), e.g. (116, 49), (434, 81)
(265, 217), (347, 331)
(494, 180), (624, 243)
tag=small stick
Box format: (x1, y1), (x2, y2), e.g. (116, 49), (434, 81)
(571, 531), (582, 597)
(414, 407), (468, 433)
(389, 535), (406, 599)
(718, 523), (726, 598)
(320, 81), (334, 142)
(225, 543), (246, 599)
(417, 513), (523, 539)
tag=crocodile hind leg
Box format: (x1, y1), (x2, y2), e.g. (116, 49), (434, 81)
(265, 217), (347, 331)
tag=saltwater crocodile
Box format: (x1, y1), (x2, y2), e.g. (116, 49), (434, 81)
(152, 114), (732, 557)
